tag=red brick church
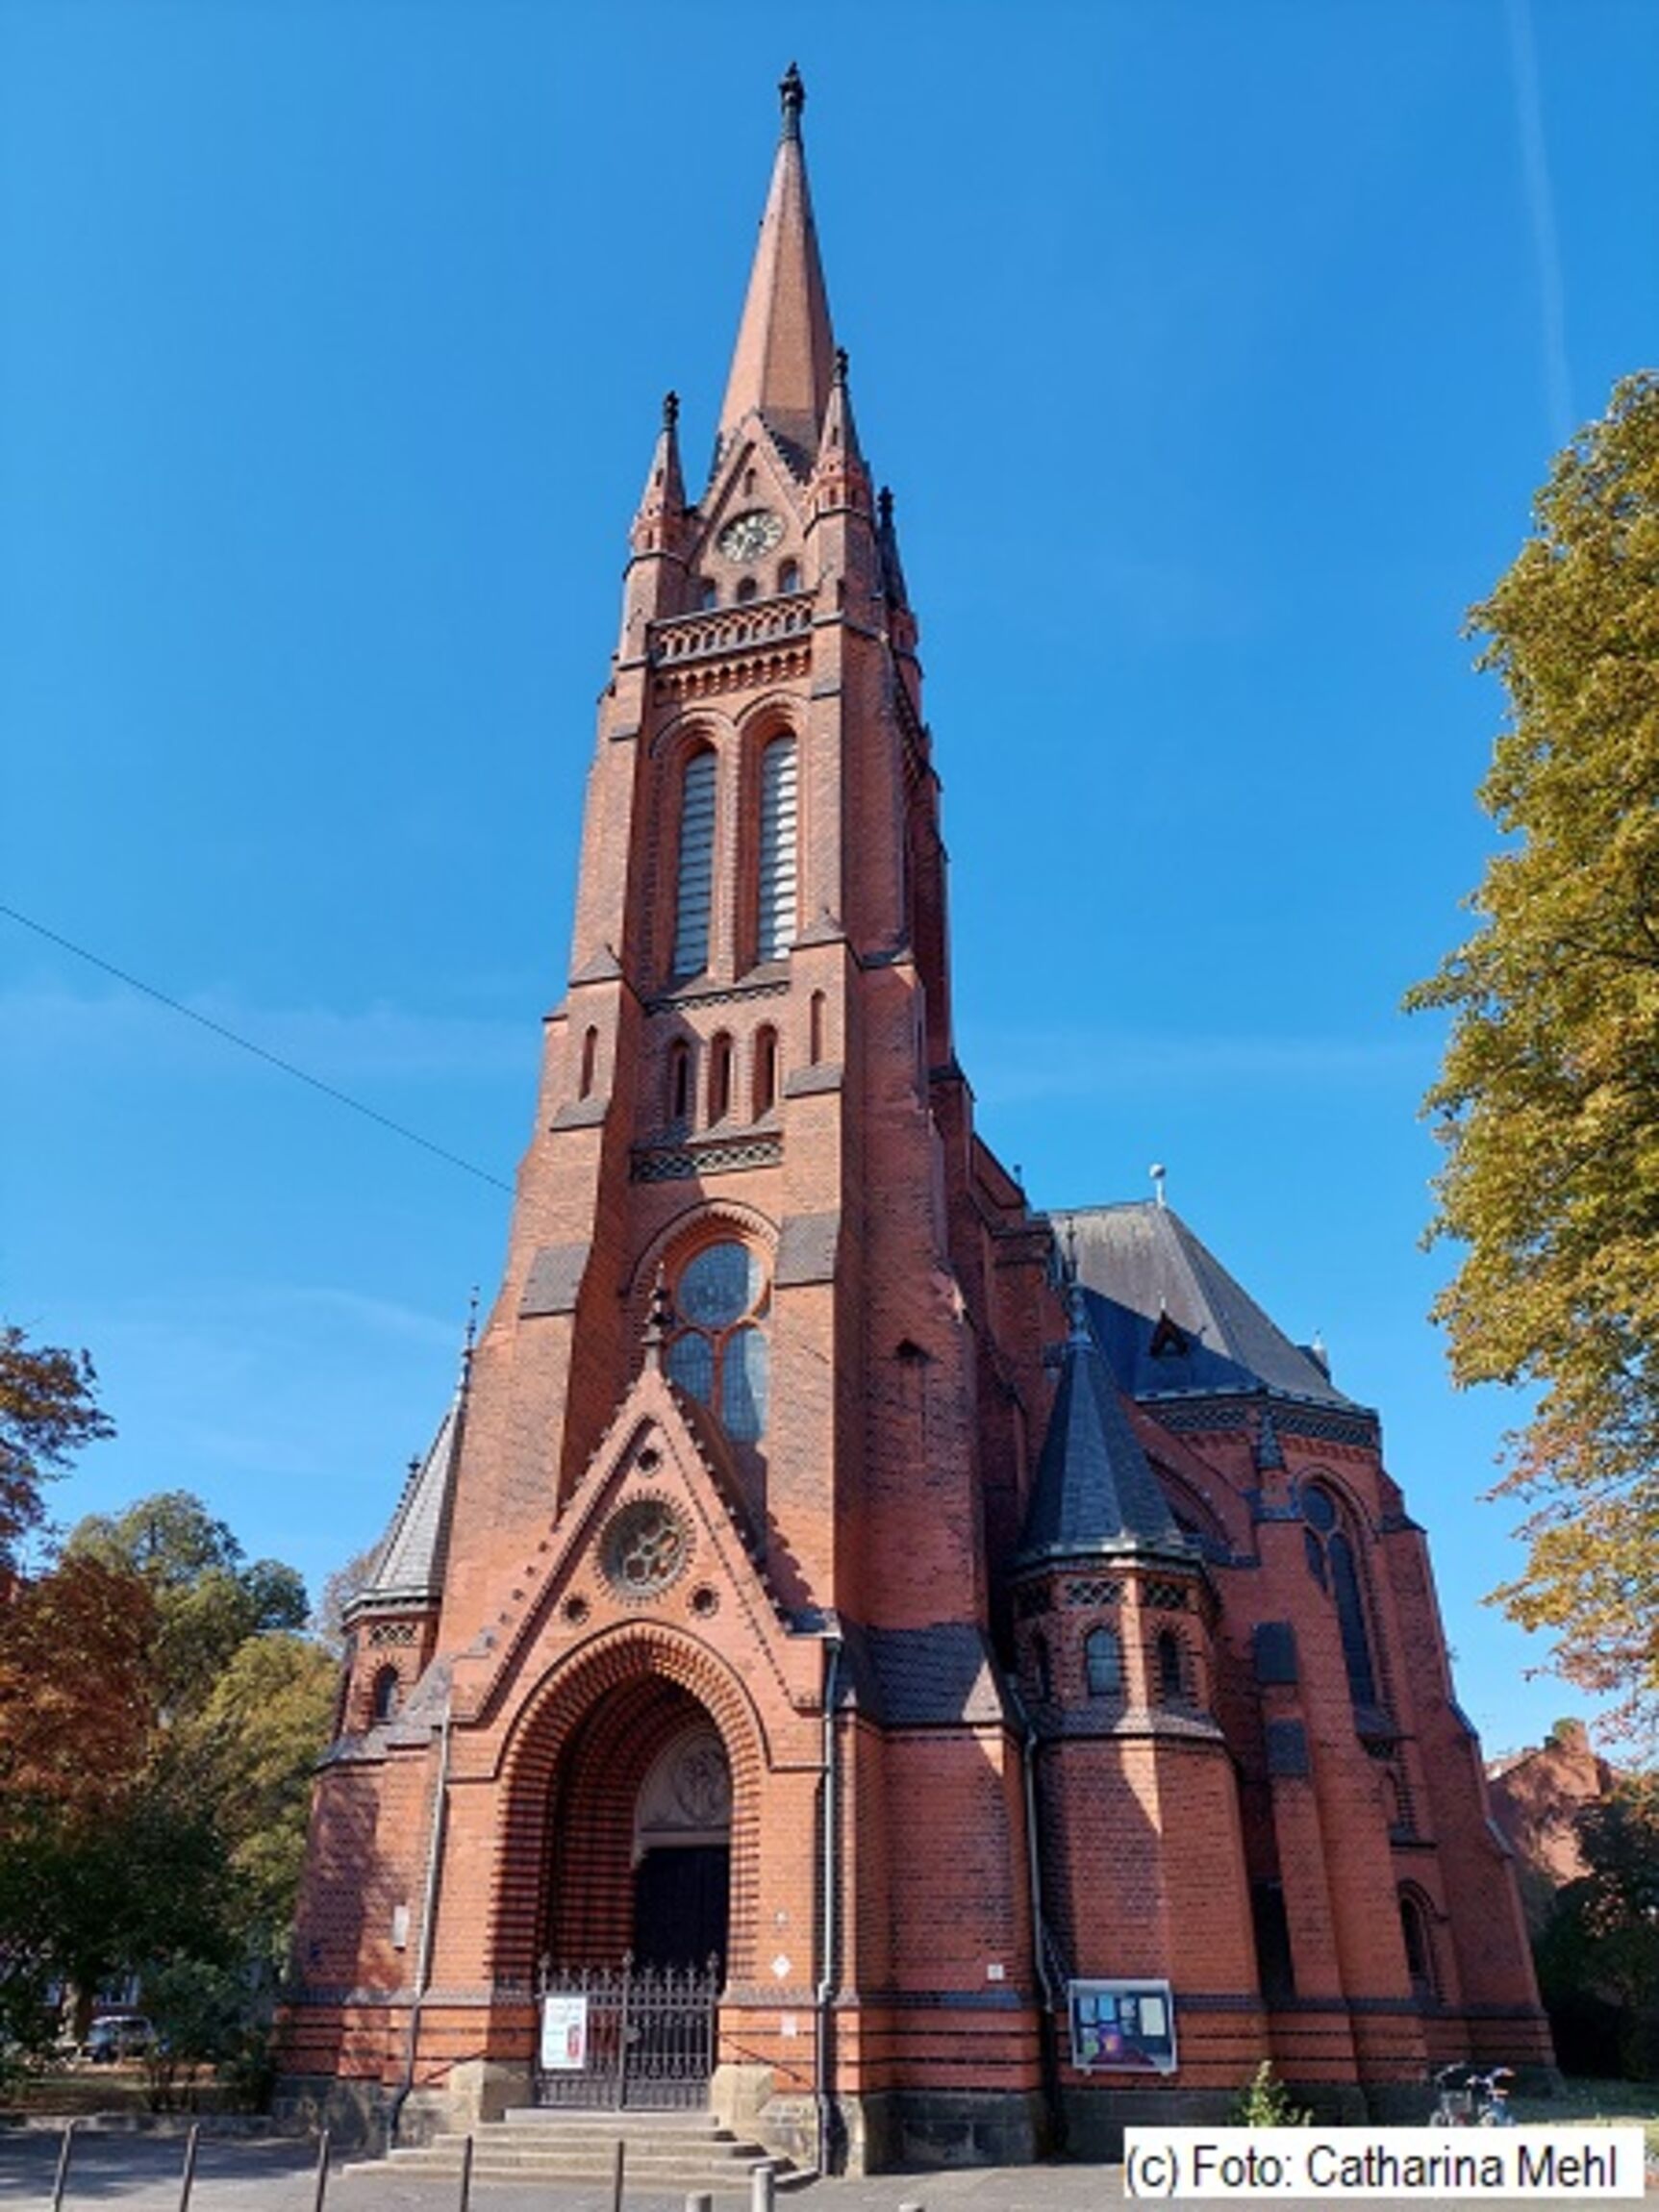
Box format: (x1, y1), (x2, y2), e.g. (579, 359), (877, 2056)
(280, 68), (1550, 2169)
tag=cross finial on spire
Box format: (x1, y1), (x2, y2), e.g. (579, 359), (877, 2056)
(833, 343), (848, 387)
(878, 485), (893, 527)
(663, 390), (680, 431)
(780, 62), (805, 138)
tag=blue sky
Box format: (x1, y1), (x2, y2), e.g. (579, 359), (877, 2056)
(3, 2), (1655, 1751)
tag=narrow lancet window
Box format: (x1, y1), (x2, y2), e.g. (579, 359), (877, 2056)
(753, 1024), (778, 1117)
(757, 736), (797, 962)
(709, 1033), (733, 1123)
(672, 749), (716, 977)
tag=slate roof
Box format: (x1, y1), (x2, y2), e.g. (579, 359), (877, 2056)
(1016, 1285), (1192, 1570)
(354, 1397), (462, 1611)
(835, 1621), (1012, 1727)
(1057, 1201), (1359, 1410)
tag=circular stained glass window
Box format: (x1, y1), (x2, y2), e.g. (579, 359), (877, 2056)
(602, 1496), (691, 1600)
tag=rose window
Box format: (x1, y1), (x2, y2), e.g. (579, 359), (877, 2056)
(602, 1496), (691, 1599)
(664, 1240), (770, 1443)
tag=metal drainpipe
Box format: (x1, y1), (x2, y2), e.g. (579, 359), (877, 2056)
(814, 1631), (843, 2178)
(389, 1701), (452, 2148)
(1008, 1681), (1066, 2152)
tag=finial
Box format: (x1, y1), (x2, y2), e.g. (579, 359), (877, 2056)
(1150, 1163), (1168, 1209)
(407, 1454), (421, 1483)
(663, 390), (679, 432)
(642, 1265), (676, 1370)
(877, 485), (894, 529)
(465, 1285), (479, 1353)
(833, 343), (849, 387)
(779, 62), (805, 138)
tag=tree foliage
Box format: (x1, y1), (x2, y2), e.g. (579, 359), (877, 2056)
(0, 1325), (113, 1569)
(1535, 1774), (1659, 2078)
(0, 1461), (338, 2077)
(1409, 371), (1659, 1739)
(67, 1490), (308, 1720)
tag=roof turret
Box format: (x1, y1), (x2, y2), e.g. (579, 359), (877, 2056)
(1016, 1270), (1188, 1571)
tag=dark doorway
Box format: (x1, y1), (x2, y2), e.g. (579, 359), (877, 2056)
(634, 1844), (730, 1969)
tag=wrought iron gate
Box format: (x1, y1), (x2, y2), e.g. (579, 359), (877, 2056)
(534, 1954), (720, 2109)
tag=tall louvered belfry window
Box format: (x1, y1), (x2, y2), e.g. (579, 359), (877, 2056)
(757, 735), (798, 963)
(672, 749), (716, 976)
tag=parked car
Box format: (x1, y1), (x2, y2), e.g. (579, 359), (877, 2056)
(83, 2013), (155, 2063)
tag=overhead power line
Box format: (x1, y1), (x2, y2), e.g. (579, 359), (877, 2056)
(1, 900), (515, 1196)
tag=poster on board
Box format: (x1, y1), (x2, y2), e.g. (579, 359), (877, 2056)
(1067, 1979), (1177, 2074)
(539, 1994), (590, 2072)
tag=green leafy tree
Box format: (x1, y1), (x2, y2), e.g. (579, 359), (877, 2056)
(1535, 1774), (1659, 2077)
(172, 1631), (338, 1950)
(67, 1491), (308, 1719)
(1409, 371), (1659, 1739)
(0, 1324), (113, 1569)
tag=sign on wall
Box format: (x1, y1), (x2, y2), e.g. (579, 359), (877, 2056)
(539, 1993), (591, 2072)
(1067, 1980), (1177, 2074)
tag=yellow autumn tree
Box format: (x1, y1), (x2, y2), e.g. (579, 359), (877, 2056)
(1410, 371), (1659, 1742)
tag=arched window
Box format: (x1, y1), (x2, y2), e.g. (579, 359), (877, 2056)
(671, 749), (716, 977)
(708, 1033), (733, 1123)
(809, 990), (826, 1066)
(666, 1039), (693, 1127)
(1030, 1631), (1052, 1702)
(664, 1240), (771, 1444)
(579, 1024), (598, 1100)
(1085, 1625), (1123, 1697)
(1399, 1890), (1437, 2000)
(1304, 1483), (1379, 1712)
(370, 1666), (400, 1724)
(778, 558), (800, 594)
(735, 576), (758, 604)
(752, 1024), (778, 1117)
(1156, 1628), (1186, 1704)
(757, 736), (797, 962)
(696, 577), (717, 611)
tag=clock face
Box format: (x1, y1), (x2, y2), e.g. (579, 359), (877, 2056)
(717, 509), (784, 564)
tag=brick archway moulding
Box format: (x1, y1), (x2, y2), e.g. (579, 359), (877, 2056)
(487, 1620), (773, 1985)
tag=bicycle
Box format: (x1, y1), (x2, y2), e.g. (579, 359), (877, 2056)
(1428, 2063), (1517, 2125)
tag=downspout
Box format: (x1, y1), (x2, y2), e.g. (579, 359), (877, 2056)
(815, 1630), (843, 2178)
(388, 1698), (452, 2148)
(1008, 1680), (1067, 2153)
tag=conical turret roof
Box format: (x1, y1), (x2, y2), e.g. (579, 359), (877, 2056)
(1016, 1281), (1188, 1570)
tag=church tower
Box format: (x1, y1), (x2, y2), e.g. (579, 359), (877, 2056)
(283, 65), (1058, 2171)
(280, 67), (1550, 2172)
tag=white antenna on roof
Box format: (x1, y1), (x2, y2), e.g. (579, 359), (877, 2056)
(1149, 1163), (1168, 1209)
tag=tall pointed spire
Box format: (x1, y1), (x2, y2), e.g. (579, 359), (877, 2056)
(630, 390), (688, 557)
(717, 63), (836, 469)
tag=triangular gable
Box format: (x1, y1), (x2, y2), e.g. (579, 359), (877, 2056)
(458, 1365), (802, 1727)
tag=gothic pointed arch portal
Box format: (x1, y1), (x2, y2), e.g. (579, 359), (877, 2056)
(545, 1676), (733, 1973)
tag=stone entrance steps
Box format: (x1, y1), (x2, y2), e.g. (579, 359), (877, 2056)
(379, 2108), (800, 2192)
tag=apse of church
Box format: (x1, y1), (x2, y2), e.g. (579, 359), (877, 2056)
(278, 68), (1552, 2171)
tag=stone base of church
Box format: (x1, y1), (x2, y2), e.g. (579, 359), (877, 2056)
(270, 2074), (392, 2149)
(830, 2088), (1050, 2174)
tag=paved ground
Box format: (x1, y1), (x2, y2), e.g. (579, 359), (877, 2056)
(3, 2124), (1655, 2212)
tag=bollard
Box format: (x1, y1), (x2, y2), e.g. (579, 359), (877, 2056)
(609, 2138), (625, 2212)
(898, 2201), (926, 2212)
(686, 2195), (715, 2212)
(51, 2119), (76, 2212)
(178, 2124), (200, 2212)
(312, 2127), (332, 2212)
(749, 2158), (776, 2212)
(457, 2131), (474, 2212)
